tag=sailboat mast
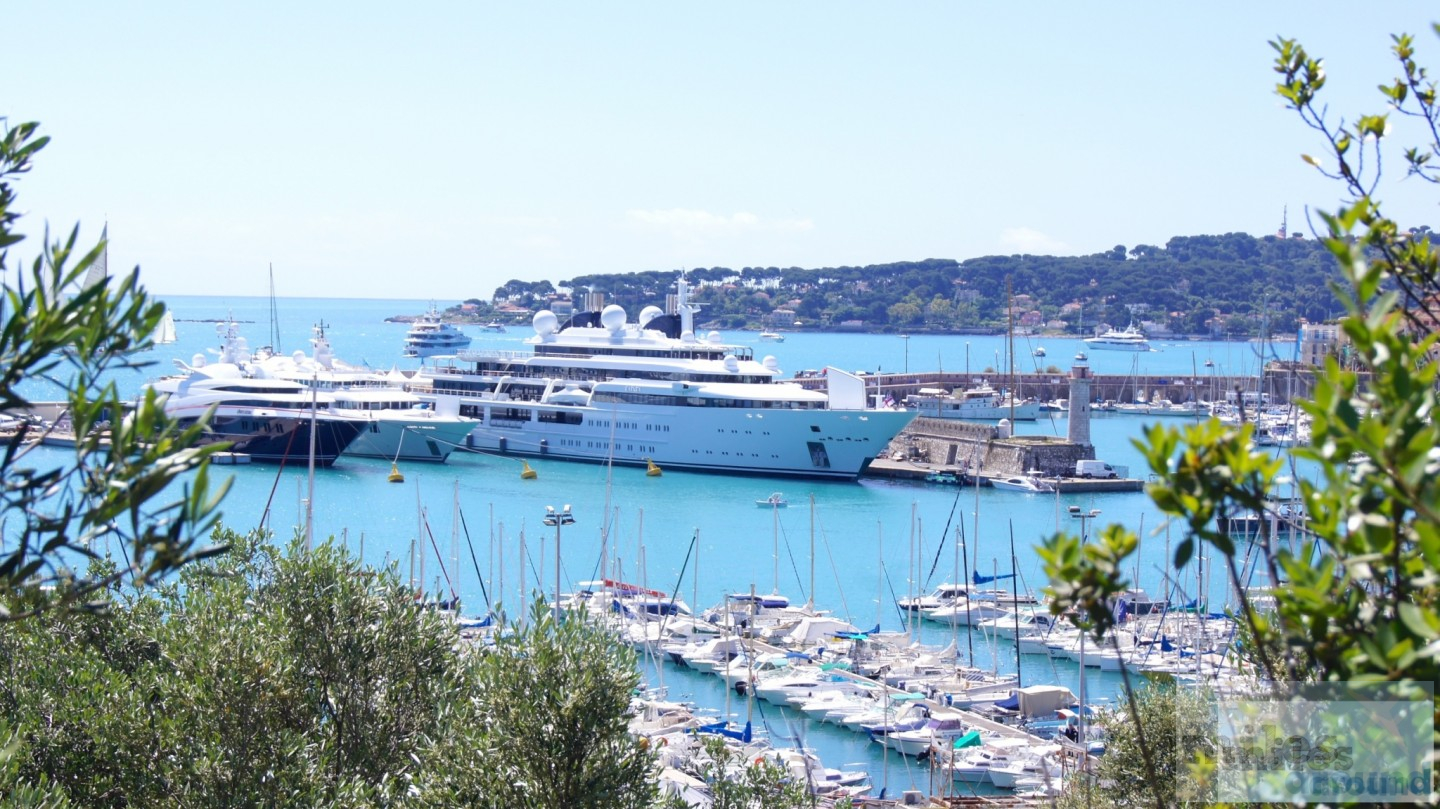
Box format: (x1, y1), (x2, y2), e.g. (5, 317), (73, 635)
(268, 263), (282, 353)
(1007, 276), (1016, 423)
(808, 494), (816, 611)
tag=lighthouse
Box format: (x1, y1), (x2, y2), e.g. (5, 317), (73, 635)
(1068, 354), (1093, 448)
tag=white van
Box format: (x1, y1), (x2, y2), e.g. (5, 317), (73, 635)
(1076, 460), (1119, 479)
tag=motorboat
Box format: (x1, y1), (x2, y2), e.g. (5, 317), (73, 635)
(756, 492), (788, 508)
(990, 475), (1055, 494)
(402, 304), (472, 357)
(758, 330), (785, 342)
(406, 274), (915, 479)
(1033, 346), (1046, 358)
(1083, 324), (1151, 352)
(881, 714), (971, 757)
(904, 383), (1042, 421)
(144, 324), (367, 466)
(924, 470), (962, 485)
(480, 321), (507, 333)
(758, 748), (871, 798)
(249, 323), (479, 462)
(921, 599), (1011, 626)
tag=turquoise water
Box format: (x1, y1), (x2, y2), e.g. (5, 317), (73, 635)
(23, 294), (1289, 797)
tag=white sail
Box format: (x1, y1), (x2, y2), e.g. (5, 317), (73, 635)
(81, 223), (109, 291)
(152, 310), (177, 344)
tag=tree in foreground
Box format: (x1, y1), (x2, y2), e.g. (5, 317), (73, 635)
(1039, 25), (1440, 809)
(438, 600), (658, 809)
(0, 117), (227, 622)
(0, 532), (672, 807)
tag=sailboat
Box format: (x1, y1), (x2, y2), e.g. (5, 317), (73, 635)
(152, 310), (177, 344)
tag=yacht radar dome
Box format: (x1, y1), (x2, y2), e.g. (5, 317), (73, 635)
(601, 304), (627, 331)
(762, 355), (779, 371)
(532, 310), (558, 336)
(723, 355), (739, 373)
(705, 330), (722, 344)
(639, 305), (663, 327)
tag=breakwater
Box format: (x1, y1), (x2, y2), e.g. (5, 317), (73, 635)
(797, 367), (1316, 405)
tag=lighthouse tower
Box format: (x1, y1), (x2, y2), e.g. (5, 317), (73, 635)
(1068, 355), (1093, 448)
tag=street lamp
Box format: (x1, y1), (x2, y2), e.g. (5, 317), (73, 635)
(543, 504), (575, 611)
(1067, 505), (1101, 761)
(900, 334), (910, 374)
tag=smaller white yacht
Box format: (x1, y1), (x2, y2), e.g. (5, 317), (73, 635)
(1083, 324), (1151, 352)
(904, 383), (1042, 421)
(402, 304), (472, 357)
(990, 474), (1055, 494)
(758, 330), (785, 343)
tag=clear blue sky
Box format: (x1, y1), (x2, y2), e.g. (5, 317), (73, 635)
(9, 3), (1438, 299)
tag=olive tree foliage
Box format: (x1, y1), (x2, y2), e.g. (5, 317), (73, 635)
(0, 119), (227, 621)
(0, 532), (477, 807)
(1039, 27), (1440, 808)
(1057, 678), (1217, 809)
(430, 600), (658, 809)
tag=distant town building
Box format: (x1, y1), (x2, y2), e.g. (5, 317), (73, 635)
(1298, 321), (1347, 367)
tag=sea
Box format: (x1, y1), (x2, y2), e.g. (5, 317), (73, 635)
(20, 295), (1295, 798)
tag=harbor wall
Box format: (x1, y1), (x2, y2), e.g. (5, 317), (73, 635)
(891, 418), (1092, 479)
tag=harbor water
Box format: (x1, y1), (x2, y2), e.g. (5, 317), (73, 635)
(19, 294), (1296, 798)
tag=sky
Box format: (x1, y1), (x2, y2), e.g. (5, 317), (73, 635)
(7, 3), (1439, 299)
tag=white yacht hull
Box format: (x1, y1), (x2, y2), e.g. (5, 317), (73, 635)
(342, 415), (479, 463)
(455, 401), (914, 480)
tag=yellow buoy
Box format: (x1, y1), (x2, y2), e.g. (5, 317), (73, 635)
(646, 458), (662, 477)
(387, 463), (405, 483)
(520, 460), (538, 480)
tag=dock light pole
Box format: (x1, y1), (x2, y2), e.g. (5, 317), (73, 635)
(543, 505), (575, 611)
(901, 334), (909, 374)
(1068, 505), (1100, 766)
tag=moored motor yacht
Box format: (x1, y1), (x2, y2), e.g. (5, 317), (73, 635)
(904, 383), (1042, 421)
(405, 275), (915, 480)
(144, 325), (366, 466)
(990, 474), (1056, 493)
(250, 323), (478, 462)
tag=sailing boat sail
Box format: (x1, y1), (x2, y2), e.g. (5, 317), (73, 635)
(152, 310), (177, 344)
(81, 223), (108, 291)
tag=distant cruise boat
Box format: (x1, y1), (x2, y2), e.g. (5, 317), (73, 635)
(759, 330), (785, 343)
(403, 304), (472, 357)
(1083, 324), (1151, 352)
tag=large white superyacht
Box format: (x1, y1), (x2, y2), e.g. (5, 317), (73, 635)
(406, 276), (916, 479)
